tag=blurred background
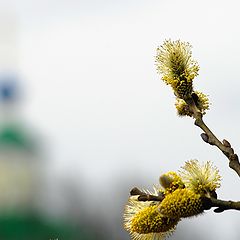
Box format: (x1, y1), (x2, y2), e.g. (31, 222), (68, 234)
(0, 0), (239, 239)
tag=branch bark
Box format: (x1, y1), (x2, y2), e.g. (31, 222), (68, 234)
(130, 187), (164, 201)
(131, 187), (240, 213)
(185, 95), (240, 177)
(203, 197), (240, 213)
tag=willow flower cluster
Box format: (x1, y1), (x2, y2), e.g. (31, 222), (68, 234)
(123, 160), (221, 240)
(155, 40), (209, 117)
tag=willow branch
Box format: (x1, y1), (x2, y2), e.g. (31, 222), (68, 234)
(131, 187), (240, 213)
(185, 96), (240, 177)
(203, 197), (240, 213)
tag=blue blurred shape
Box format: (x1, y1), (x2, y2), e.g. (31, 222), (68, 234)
(0, 74), (19, 102)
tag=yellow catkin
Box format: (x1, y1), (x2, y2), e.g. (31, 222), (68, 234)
(130, 205), (179, 234)
(179, 160), (221, 195)
(159, 171), (185, 194)
(155, 40), (199, 99)
(175, 98), (193, 117)
(159, 188), (203, 218)
(123, 197), (179, 240)
(193, 91), (210, 114)
(175, 91), (209, 117)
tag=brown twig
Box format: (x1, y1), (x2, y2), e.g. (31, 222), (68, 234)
(131, 187), (240, 213)
(185, 95), (240, 177)
(132, 186), (240, 213)
(130, 187), (164, 201)
(203, 197), (240, 213)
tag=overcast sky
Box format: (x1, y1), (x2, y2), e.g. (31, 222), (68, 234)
(1, 0), (240, 239)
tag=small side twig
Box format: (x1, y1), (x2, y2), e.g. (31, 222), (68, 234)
(130, 187), (164, 201)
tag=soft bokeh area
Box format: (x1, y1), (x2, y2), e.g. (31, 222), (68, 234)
(0, 0), (239, 239)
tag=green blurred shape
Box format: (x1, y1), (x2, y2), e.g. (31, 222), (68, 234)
(0, 213), (95, 240)
(0, 124), (35, 152)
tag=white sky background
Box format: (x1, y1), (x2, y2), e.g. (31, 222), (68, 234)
(1, 0), (240, 239)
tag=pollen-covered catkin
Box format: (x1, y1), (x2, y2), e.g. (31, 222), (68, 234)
(155, 40), (199, 99)
(130, 204), (179, 233)
(124, 197), (179, 240)
(159, 188), (203, 218)
(179, 160), (221, 195)
(159, 171), (185, 194)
